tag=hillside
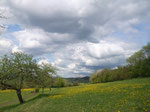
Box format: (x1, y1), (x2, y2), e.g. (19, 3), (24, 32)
(0, 78), (150, 112)
(65, 76), (90, 83)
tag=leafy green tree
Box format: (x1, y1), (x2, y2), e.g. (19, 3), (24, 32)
(36, 63), (56, 94)
(0, 52), (38, 104)
(90, 67), (131, 83)
(90, 43), (150, 84)
(55, 77), (65, 87)
(142, 43), (150, 58)
(127, 43), (150, 77)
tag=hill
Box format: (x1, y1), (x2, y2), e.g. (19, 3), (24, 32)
(0, 78), (150, 112)
(65, 76), (90, 83)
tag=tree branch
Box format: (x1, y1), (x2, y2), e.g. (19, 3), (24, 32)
(0, 81), (17, 90)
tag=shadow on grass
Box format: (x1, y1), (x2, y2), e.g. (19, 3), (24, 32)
(0, 103), (20, 112)
(0, 93), (51, 111)
(26, 93), (50, 103)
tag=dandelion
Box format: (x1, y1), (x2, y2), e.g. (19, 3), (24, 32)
(22, 88), (35, 91)
(0, 89), (15, 93)
(0, 88), (35, 93)
(143, 108), (147, 112)
(49, 95), (63, 99)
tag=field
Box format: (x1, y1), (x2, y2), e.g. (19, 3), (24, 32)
(0, 78), (150, 112)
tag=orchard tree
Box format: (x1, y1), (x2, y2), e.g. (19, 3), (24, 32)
(36, 63), (56, 94)
(55, 77), (65, 87)
(0, 52), (38, 104)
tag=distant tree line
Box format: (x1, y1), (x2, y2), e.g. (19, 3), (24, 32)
(90, 43), (150, 83)
(66, 77), (89, 83)
(53, 77), (79, 88)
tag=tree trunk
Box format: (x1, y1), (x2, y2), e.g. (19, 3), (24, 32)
(42, 88), (44, 94)
(49, 87), (51, 91)
(16, 89), (24, 104)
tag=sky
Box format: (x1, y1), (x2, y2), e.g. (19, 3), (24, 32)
(0, 0), (150, 78)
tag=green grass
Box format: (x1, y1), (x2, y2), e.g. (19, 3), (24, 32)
(0, 78), (150, 112)
(0, 90), (39, 106)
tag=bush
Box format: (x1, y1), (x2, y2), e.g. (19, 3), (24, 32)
(55, 77), (65, 88)
(73, 81), (79, 86)
(35, 88), (40, 93)
(90, 67), (131, 84)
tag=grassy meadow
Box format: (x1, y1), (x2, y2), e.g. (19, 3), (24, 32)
(0, 78), (150, 112)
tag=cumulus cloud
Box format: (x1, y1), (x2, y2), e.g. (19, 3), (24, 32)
(12, 46), (22, 53)
(4, 0), (150, 40)
(38, 59), (49, 65)
(0, 0), (149, 77)
(0, 38), (13, 55)
(51, 40), (137, 77)
(13, 29), (72, 55)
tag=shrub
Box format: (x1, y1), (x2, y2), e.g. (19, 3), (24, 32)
(73, 81), (79, 86)
(90, 67), (131, 83)
(55, 77), (65, 88)
(35, 88), (40, 93)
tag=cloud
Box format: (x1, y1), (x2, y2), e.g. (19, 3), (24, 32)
(0, 38), (13, 55)
(0, 0), (149, 77)
(51, 40), (137, 77)
(5, 0), (150, 40)
(13, 28), (72, 55)
(12, 46), (22, 53)
(38, 58), (49, 65)
(87, 41), (124, 59)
